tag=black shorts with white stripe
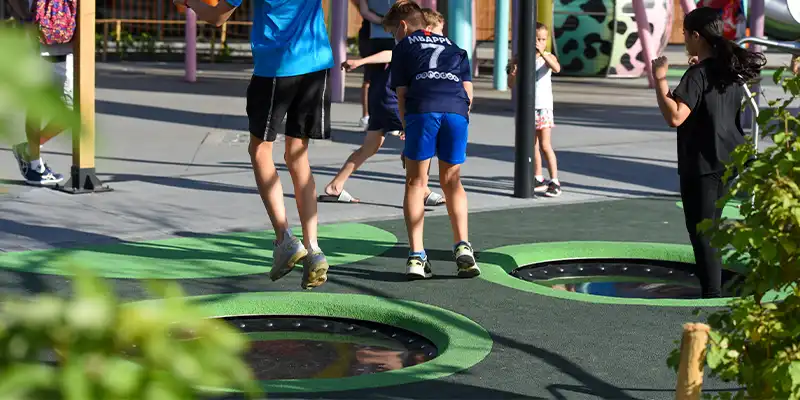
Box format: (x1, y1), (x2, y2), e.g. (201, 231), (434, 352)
(246, 69), (332, 142)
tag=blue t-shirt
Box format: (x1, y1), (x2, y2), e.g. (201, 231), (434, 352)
(389, 30), (472, 118)
(225, 0), (334, 77)
(368, 63), (398, 113)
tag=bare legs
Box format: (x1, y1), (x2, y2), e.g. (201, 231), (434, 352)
(249, 136), (318, 249)
(534, 128), (558, 180)
(404, 158), (466, 252)
(323, 131), (385, 200)
(404, 158), (430, 253)
(438, 160), (468, 244)
(361, 82), (370, 119)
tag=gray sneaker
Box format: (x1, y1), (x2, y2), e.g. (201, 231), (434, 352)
(302, 250), (329, 290)
(454, 241), (480, 278)
(269, 235), (308, 282)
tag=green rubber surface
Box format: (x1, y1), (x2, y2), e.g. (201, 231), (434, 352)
(0, 223), (396, 279)
(478, 241), (789, 307)
(676, 200), (743, 220)
(135, 292), (493, 393)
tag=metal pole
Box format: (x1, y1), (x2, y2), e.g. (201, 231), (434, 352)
(632, 0), (656, 88)
(745, 0), (765, 126)
(514, 0), (536, 198)
(447, 0), (473, 66)
(494, 0), (510, 90)
(331, 0), (347, 103)
(472, 0), (478, 77)
(185, 9), (197, 82)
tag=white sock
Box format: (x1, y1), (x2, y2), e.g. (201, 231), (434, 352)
(308, 241), (321, 253)
(551, 178), (560, 185)
(535, 175), (544, 181)
(30, 158), (45, 173)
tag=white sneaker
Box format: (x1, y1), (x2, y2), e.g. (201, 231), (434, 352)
(454, 242), (480, 278)
(302, 250), (329, 290)
(359, 116), (370, 129)
(269, 234), (308, 282)
(406, 256), (432, 280)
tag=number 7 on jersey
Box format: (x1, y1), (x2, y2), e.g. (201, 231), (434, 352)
(420, 43), (445, 69)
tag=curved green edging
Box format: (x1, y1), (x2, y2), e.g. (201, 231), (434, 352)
(0, 223), (397, 279)
(137, 292), (493, 393)
(478, 241), (789, 307)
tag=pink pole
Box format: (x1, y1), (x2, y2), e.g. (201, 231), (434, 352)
(472, 0), (479, 77)
(679, 0), (696, 13)
(185, 9), (197, 82)
(331, 0), (347, 103)
(511, 0), (518, 107)
(632, 0), (655, 88)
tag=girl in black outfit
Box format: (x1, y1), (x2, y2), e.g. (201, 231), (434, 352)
(650, 7), (765, 298)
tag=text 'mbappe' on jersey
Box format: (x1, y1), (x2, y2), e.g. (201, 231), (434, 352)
(390, 30), (472, 118)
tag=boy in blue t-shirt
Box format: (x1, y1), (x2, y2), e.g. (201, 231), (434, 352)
(172, 0), (333, 290)
(383, 1), (479, 280)
(319, 8), (445, 207)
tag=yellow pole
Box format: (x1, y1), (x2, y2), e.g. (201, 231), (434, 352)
(538, 0), (554, 52)
(61, 0), (111, 193)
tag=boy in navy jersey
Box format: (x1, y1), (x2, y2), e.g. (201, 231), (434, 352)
(319, 8), (445, 206)
(384, 1), (479, 280)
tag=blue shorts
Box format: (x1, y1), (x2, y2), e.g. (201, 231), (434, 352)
(403, 112), (469, 165)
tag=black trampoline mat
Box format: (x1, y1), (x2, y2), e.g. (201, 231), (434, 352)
(512, 258), (744, 299)
(222, 316), (437, 380)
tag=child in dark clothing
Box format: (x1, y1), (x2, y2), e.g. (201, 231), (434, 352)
(650, 7), (765, 298)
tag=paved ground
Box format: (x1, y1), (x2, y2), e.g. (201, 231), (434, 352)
(0, 61), (781, 252)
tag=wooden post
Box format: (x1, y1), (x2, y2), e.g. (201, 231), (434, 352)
(675, 323), (710, 400)
(57, 0), (111, 193)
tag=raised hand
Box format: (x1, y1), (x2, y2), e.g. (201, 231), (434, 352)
(651, 56), (669, 81)
(341, 59), (361, 72)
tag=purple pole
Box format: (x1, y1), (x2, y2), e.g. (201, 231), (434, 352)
(419, 0), (436, 9)
(632, 0), (655, 88)
(185, 9), (197, 82)
(472, 0), (479, 77)
(511, 0), (518, 107)
(679, 0), (696, 13)
(331, 0), (347, 103)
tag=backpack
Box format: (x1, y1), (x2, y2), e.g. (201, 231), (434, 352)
(33, 0), (77, 45)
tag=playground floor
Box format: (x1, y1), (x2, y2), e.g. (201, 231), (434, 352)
(0, 63), (775, 398)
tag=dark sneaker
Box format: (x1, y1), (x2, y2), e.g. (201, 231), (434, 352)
(406, 256), (432, 280)
(533, 177), (548, 193)
(24, 164), (63, 186)
(454, 242), (480, 278)
(301, 250), (329, 290)
(545, 181), (562, 198)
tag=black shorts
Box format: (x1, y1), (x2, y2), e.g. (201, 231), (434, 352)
(367, 107), (403, 134)
(364, 38), (395, 83)
(246, 69), (332, 142)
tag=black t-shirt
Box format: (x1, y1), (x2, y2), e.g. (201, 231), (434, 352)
(671, 59), (746, 176)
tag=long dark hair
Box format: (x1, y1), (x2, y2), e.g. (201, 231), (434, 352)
(683, 7), (766, 85)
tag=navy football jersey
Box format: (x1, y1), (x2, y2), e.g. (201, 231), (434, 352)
(390, 30), (472, 118)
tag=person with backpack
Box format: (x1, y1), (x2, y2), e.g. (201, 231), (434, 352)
(8, 0), (76, 186)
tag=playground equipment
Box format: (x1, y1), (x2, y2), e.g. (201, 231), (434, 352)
(550, 0), (674, 77)
(765, 0), (800, 40)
